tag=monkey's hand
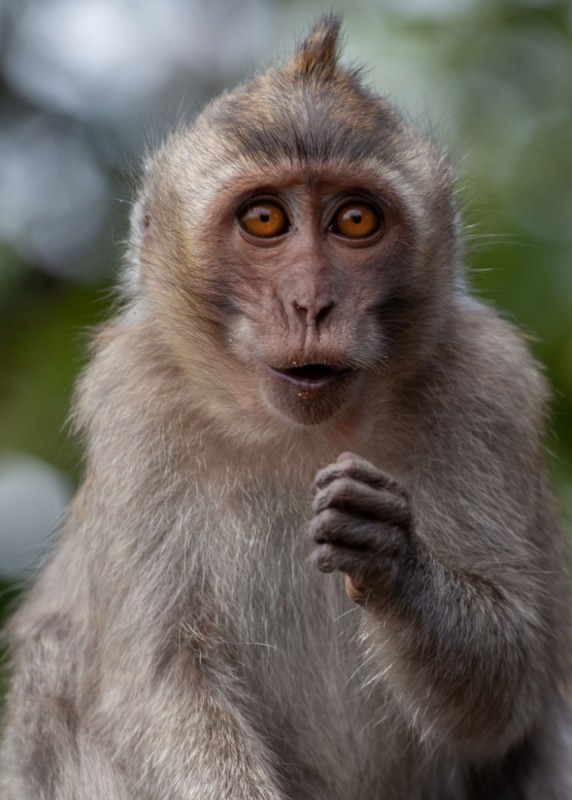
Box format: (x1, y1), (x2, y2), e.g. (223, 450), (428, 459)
(311, 452), (417, 606)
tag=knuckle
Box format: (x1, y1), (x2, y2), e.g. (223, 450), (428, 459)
(314, 463), (342, 490)
(313, 468), (330, 490)
(314, 543), (337, 573)
(328, 477), (355, 503)
(380, 472), (407, 498)
(379, 492), (409, 522)
(395, 495), (411, 522)
(310, 508), (338, 539)
(311, 491), (328, 513)
(318, 507), (339, 528)
(345, 460), (366, 481)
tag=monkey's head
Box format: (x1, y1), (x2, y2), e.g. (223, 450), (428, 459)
(129, 16), (461, 438)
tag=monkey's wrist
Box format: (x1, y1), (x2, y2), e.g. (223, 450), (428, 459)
(345, 532), (427, 610)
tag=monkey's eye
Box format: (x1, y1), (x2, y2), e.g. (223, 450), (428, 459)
(239, 201), (289, 238)
(330, 202), (382, 239)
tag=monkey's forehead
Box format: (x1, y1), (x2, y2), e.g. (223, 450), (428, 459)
(200, 72), (417, 170)
(143, 67), (453, 224)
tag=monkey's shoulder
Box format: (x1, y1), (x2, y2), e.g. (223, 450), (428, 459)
(406, 299), (559, 565)
(403, 296), (552, 492)
(426, 297), (550, 426)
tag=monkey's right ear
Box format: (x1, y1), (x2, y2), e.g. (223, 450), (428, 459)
(285, 13), (342, 81)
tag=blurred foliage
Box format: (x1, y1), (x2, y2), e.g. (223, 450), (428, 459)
(0, 0), (571, 631)
(0, 272), (113, 470)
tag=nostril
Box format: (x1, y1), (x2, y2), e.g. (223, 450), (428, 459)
(315, 302), (334, 327)
(292, 299), (335, 327)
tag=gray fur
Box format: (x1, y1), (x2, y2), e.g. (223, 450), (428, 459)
(1, 16), (570, 800)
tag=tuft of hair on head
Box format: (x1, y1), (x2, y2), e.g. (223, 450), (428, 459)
(285, 13), (343, 81)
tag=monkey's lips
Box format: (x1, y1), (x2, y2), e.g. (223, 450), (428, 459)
(261, 361), (360, 425)
(269, 363), (355, 390)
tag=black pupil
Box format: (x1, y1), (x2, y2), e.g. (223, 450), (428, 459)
(260, 212), (270, 222)
(351, 213), (362, 224)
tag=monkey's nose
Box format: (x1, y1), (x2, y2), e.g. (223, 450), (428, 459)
(292, 298), (335, 329)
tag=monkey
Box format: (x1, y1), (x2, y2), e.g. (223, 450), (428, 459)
(1, 13), (571, 799)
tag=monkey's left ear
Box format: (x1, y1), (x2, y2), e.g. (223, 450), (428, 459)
(285, 13), (343, 81)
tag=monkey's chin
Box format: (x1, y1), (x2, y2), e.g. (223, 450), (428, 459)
(262, 367), (359, 426)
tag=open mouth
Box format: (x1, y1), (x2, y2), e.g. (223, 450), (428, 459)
(269, 363), (354, 389)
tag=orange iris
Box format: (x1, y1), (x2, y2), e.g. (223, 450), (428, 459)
(334, 202), (381, 239)
(240, 202), (288, 238)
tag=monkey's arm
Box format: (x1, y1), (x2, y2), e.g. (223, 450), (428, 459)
(310, 449), (563, 759)
(95, 656), (286, 800)
(0, 478), (286, 800)
(1, 614), (285, 800)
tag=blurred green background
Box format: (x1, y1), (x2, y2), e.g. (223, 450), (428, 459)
(0, 0), (571, 626)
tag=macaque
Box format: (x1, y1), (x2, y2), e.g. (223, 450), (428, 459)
(1, 15), (571, 800)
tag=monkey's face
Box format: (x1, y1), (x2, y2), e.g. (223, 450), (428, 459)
(137, 63), (458, 434)
(190, 162), (425, 428)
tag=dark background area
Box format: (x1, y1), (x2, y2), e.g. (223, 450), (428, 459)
(1, 0), (571, 629)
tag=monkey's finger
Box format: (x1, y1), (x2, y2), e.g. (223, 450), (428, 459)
(314, 455), (406, 498)
(312, 542), (378, 585)
(336, 451), (360, 462)
(335, 453), (407, 497)
(312, 476), (410, 527)
(310, 508), (405, 558)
